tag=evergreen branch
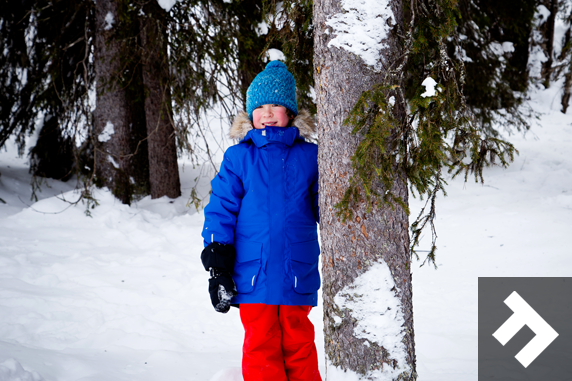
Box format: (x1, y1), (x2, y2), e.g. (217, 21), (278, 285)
(334, 0), (518, 264)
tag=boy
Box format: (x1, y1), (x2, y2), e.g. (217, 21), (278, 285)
(201, 61), (322, 381)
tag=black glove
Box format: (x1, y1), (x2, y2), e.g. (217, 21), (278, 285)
(208, 268), (237, 313)
(201, 242), (236, 273)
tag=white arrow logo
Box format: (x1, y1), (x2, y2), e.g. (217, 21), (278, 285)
(492, 291), (559, 368)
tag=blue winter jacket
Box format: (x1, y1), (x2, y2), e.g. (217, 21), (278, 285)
(202, 111), (320, 306)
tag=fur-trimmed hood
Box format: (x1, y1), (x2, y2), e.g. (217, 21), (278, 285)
(229, 110), (316, 141)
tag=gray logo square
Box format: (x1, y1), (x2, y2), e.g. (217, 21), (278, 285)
(479, 277), (572, 380)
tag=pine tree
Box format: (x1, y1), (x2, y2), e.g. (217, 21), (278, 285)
(139, 1), (181, 199)
(93, 0), (131, 203)
(0, 0), (39, 153)
(314, 0), (518, 376)
(0, 0), (93, 169)
(314, 0), (416, 378)
(453, 0), (537, 132)
(93, 0), (182, 203)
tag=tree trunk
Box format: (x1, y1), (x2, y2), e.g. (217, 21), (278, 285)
(562, 26), (572, 113)
(93, 0), (133, 204)
(314, 0), (416, 379)
(29, 114), (74, 182)
(542, 0), (559, 86)
(139, 1), (181, 199)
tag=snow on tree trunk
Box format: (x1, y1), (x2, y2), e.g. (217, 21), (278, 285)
(314, 0), (416, 379)
(139, 2), (181, 199)
(93, 0), (134, 204)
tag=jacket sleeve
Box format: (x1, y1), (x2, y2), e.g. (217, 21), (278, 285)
(202, 149), (244, 246)
(311, 168), (319, 223)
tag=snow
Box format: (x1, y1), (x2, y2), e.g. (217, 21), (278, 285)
(107, 154), (119, 169)
(536, 4), (551, 21)
(326, 361), (366, 381)
(420, 77), (437, 98)
(0, 358), (44, 381)
(104, 12), (114, 31)
(410, 81), (572, 380)
(455, 45), (473, 63)
(501, 41), (515, 53)
(157, 0), (179, 12)
(490, 41), (515, 56)
(326, 0), (395, 71)
(209, 368), (243, 380)
(0, 81), (572, 380)
(331, 262), (410, 380)
(551, 7), (570, 65)
(264, 48), (286, 62)
(256, 21), (269, 36)
(98, 121), (114, 142)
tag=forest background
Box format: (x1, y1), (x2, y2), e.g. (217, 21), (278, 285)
(2, 0), (570, 208)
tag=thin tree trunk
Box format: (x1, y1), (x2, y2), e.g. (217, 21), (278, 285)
(314, 0), (416, 379)
(140, 2), (181, 199)
(562, 26), (572, 113)
(93, 0), (133, 204)
(542, 0), (559, 86)
(562, 61), (572, 113)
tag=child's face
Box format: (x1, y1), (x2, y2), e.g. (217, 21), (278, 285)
(252, 104), (292, 129)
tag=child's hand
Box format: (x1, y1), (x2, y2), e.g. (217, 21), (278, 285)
(208, 268), (237, 313)
(201, 242), (236, 273)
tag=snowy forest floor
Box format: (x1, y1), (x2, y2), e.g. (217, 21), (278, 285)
(0, 83), (571, 381)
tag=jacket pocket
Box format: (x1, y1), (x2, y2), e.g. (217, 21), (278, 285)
(233, 240), (263, 294)
(290, 239), (321, 294)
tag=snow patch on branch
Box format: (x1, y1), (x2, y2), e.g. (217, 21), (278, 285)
(104, 12), (114, 31)
(421, 77), (437, 98)
(264, 48), (286, 62)
(157, 0), (179, 12)
(325, 0), (395, 72)
(108, 155), (119, 169)
(98, 121), (115, 142)
(329, 262), (410, 380)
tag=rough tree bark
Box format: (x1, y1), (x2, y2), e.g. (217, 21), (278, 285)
(314, 0), (416, 379)
(93, 0), (134, 204)
(139, 1), (181, 199)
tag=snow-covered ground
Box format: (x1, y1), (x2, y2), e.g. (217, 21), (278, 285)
(0, 83), (571, 380)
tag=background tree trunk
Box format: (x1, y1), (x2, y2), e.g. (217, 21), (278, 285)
(93, 0), (133, 204)
(140, 1), (181, 199)
(29, 114), (74, 182)
(561, 24), (572, 113)
(314, 0), (416, 379)
(542, 0), (559, 86)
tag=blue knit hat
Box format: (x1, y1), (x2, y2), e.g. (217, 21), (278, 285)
(246, 61), (298, 120)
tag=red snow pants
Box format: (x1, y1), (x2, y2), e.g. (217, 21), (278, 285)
(239, 304), (322, 381)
